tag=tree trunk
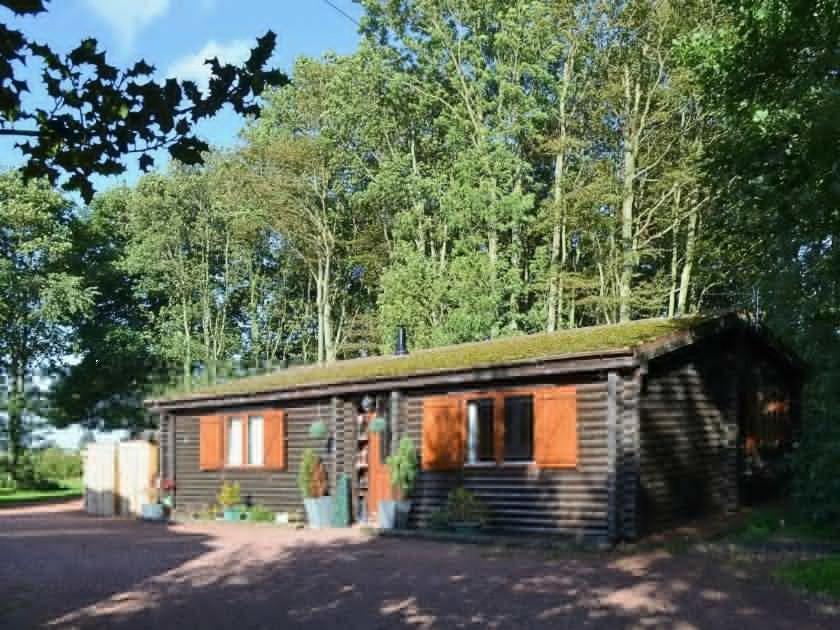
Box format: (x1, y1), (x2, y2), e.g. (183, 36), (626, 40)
(668, 187), (682, 318)
(619, 135), (635, 323)
(678, 201), (699, 315)
(7, 361), (25, 469)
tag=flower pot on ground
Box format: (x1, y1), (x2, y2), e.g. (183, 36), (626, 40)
(379, 437), (418, 530)
(446, 487), (488, 534)
(298, 448), (332, 528)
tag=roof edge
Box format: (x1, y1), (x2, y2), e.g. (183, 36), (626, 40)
(148, 349), (637, 412)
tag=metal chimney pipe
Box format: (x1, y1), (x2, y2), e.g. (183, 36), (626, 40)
(395, 326), (408, 356)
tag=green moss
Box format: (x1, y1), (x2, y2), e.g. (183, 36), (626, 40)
(161, 316), (710, 401)
(777, 557), (840, 599)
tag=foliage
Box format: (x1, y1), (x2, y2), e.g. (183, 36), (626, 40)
(1, 451), (60, 490)
(446, 488), (488, 525)
(216, 481), (241, 509)
(246, 504), (275, 523)
(0, 478), (81, 505)
(33, 448), (82, 481)
(776, 558), (840, 600)
(168, 316), (708, 399)
(297, 449), (317, 499)
(791, 412), (840, 526)
(0, 472), (16, 494)
(0, 1), (286, 201)
(386, 438), (418, 500)
(730, 503), (840, 545)
(427, 508), (450, 531)
(0, 172), (95, 464)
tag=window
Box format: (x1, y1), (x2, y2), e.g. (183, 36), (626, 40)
(248, 416), (264, 465)
(504, 396), (534, 462)
(227, 417), (243, 466)
(466, 398), (495, 463)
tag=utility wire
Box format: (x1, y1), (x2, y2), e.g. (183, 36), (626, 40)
(322, 0), (360, 27)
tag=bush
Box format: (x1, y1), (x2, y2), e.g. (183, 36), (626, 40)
(9, 452), (61, 490)
(792, 411), (840, 525)
(446, 487), (488, 525)
(386, 437), (418, 500)
(0, 473), (16, 495)
(247, 504), (275, 522)
(34, 448), (83, 481)
(427, 508), (450, 531)
(216, 481), (241, 509)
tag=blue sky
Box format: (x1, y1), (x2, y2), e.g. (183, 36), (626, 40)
(0, 0), (363, 190)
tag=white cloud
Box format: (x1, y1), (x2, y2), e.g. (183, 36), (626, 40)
(166, 39), (252, 89)
(84, 0), (171, 49)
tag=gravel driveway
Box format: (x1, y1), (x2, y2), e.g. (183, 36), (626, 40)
(0, 501), (837, 629)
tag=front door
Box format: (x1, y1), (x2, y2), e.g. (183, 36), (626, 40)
(367, 431), (391, 521)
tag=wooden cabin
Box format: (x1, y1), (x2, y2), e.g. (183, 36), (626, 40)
(147, 313), (803, 543)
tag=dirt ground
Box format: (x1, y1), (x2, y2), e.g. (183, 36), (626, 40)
(0, 501), (837, 629)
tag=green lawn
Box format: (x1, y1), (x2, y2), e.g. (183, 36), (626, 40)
(0, 478), (82, 507)
(777, 557), (840, 599)
(729, 502), (840, 545)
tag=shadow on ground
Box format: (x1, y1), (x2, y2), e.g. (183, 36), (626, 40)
(1, 503), (836, 629)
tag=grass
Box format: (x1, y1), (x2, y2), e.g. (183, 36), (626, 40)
(729, 502), (840, 545)
(159, 315), (713, 401)
(0, 478), (82, 507)
(777, 557), (840, 599)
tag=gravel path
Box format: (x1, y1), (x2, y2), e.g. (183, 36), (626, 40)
(1, 501), (837, 629)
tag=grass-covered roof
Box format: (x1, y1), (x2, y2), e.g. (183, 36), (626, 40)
(156, 315), (714, 404)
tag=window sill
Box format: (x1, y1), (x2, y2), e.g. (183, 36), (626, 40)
(464, 460), (535, 469)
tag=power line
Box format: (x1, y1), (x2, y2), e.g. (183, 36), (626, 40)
(322, 0), (360, 27)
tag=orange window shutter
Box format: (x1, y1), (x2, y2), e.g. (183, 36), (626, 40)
(534, 386), (578, 468)
(422, 396), (465, 471)
(199, 416), (224, 471)
(264, 410), (286, 470)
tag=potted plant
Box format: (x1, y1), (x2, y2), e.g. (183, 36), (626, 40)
(446, 487), (488, 534)
(380, 437), (418, 529)
(298, 448), (332, 528)
(217, 480), (243, 521)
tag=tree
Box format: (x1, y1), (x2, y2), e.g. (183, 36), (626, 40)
(242, 57), (381, 363)
(0, 0), (286, 200)
(50, 187), (161, 430)
(0, 172), (95, 465)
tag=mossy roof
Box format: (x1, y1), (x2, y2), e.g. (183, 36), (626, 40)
(155, 315), (715, 404)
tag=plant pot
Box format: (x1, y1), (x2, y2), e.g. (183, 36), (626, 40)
(379, 500), (412, 530)
(304, 496), (333, 528)
(223, 508), (242, 522)
(450, 520), (482, 535)
(378, 500), (398, 529)
(140, 503), (165, 521)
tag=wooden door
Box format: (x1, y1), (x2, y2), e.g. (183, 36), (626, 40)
(367, 431), (392, 520)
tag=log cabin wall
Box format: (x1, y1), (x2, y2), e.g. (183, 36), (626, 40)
(400, 376), (617, 542)
(170, 398), (339, 514)
(638, 335), (741, 534)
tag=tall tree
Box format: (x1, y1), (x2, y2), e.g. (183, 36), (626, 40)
(0, 172), (95, 463)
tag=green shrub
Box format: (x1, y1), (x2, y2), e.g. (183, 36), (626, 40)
(10, 452), (61, 490)
(34, 447), (83, 480)
(298, 448), (317, 499)
(792, 411), (840, 525)
(0, 473), (16, 495)
(216, 481), (241, 508)
(247, 504), (275, 522)
(386, 437), (418, 500)
(427, 508), (450, 531)
(446, 487), (488, 525)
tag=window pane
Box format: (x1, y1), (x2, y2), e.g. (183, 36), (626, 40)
(504, 396), (533, 461)
(227, 417), (243, 466)
(248, 416), (264, 465)
(467, 399), (495, 463)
